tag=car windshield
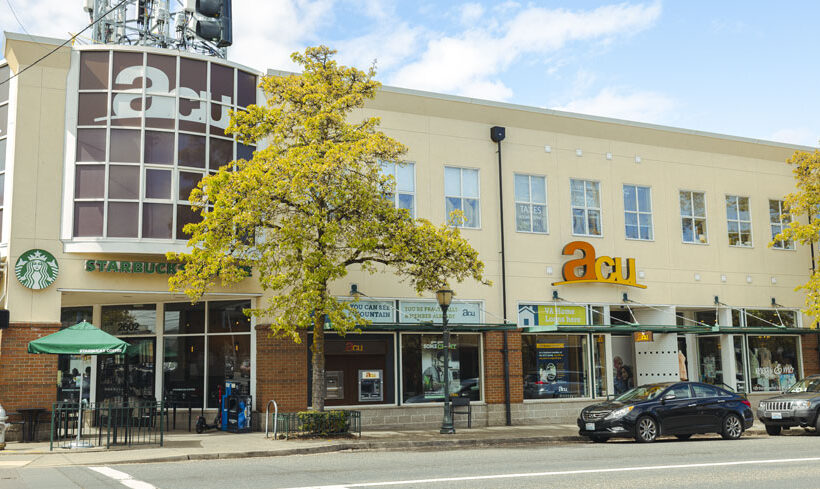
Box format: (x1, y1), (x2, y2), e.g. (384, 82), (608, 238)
(786, 377), (820, 393)
(615, 384), (668, 402)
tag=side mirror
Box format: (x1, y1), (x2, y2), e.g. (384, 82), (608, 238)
(663, 393), (676, 403)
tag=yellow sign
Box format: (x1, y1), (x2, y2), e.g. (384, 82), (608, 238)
(552, 241), (646, 289)
(518, 304), (587, 326)
(633, 331), (654, 342)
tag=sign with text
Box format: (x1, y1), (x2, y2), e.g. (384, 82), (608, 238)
(552, 241), (646, 289)
(518, 304), (587, 326)
(342, 299), (395, 323)
(398, 301), (482, 324)
(633, 331), (654, 342)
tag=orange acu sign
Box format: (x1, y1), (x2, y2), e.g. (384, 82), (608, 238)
(552, 241), (646, 289)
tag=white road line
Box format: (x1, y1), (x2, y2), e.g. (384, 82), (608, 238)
(281, 456), (820, 489)
(89, 466), (159, 489)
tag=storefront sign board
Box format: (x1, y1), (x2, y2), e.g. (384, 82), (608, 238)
(633, 331), (654, 342)
(398, 301), (481, 324)
(85, 259), (182, 275)
(536, 342), (568, 387)
(552, 241), (646, 289)
(16, 249), (59, 289)
(518, 304), (587, 326)
(342, 299), (395, 323)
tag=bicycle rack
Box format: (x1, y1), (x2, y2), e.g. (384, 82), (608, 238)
(265, 400), (278, 439)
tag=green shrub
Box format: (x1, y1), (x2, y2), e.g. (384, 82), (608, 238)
(296, 410), (350, 436)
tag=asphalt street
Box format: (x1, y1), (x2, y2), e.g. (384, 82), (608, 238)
(3, 431), (820, 489)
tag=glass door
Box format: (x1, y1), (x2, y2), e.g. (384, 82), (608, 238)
(697, 336), (723, 386)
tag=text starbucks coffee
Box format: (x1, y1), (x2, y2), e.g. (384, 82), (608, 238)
(84, 259), (182, 275)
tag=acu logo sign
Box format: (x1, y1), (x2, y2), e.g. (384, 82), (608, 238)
(552, 241), (646, 289)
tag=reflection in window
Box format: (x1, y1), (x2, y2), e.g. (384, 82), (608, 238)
(101, 304), (157, 335)
(624, 185), (652, 240)
(79, 51), (109, 90)
(515, 174), (548, 233)
(401, 334), (481, 403)
(381, 162), (415, 217)
(522, 335), (589, 399)
(571, 179), (601, 236)
(726, 195), (752, 247)
(770, 200), (793, 250)
(749, 335), (800, 392)
(680, 190), (707, 243)
(444, 166), (479, 228)
(206, 335), (250, 408)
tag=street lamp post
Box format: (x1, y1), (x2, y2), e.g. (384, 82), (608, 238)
(436, 289), (455, 434)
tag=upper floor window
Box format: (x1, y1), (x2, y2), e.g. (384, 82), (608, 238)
(514, 174), (548, 233)
(726, 195), (752, 247)
(680, 190), (707, 244)
(769, 199), (793, 250)
(0, 63), (8, 242)
(381, 161), (415, 218)
(570, 179), (601, 236)
(623, 185), (652, 240)
(445, 166), (479, 228)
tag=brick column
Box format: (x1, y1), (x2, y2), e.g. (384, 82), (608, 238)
(483, 330), (523, 404)
(0, 323), (61, 412)
(255, 325), (308, 412)
(802, 333), (820, 376)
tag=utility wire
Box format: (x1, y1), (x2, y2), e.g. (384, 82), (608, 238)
(0, 0), (132, 88)
(5, 0), (30, 35)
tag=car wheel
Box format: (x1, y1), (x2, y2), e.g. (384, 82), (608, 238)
(815, 411), (820, 434)
(675, 434), (692, 441)
(589, 435), (608, 443)
(765, 424), (782, 436)
(635, 416), (658, 443)
(721, 414), (743, 440)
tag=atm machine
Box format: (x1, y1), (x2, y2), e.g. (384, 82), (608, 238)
(358, 370), (383, 402)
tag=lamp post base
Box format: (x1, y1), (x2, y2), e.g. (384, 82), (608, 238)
(439, 426), (455, 434)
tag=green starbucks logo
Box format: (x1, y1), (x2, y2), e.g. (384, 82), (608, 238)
(15, 249), (59, 289)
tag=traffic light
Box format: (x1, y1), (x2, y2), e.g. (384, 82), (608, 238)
(193, 0), (232, 48)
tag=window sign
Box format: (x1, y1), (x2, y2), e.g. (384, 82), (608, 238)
(398, 301), (481, 324)
(518, 304), (587, 326)
(342, 299), (395, 323)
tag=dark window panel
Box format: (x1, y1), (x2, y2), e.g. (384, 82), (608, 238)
(178, 98), (206, 133)
(144, 130), (174, 164)
(236, 71), (256, 108)
(0, 65), (9, 103)
(142, 202), (172, 238)
(164, 302), (205, 334)
(206, 334), (250, 408)
(108, 164), (139, 199)
(145, 95), (175, 129)
(0, 209), (3, 241)
(146, 54), (176, 93)
(209, 137), (233, 170)
(176, 203), (201, 239)
(210, 63), (233, 104)
(163, 335), (204, 404)
(178, 171), (203, 200)
(145, 168), (172, 199)
(208, 300), (251, 333)
(0, 139), (6, 172)
(0, 173), (4, 206)
(178, 133), (206, 168)
(110, 92), (142, 127)
(109, 129), (141, 163)
(179, 58), (206, 98)
(0, 104), (8, 139)
(236, 143), (254, 161)
(74, 202), (104, 236)
(209, 103), (231, 136)
(79, 51), (109, 90)
(75, 164), (105, 198)
(77, 93), (108, 126)
(76, 128), (106, 162)
(107, 202), (138, 237)
(112, 52), (144, 90)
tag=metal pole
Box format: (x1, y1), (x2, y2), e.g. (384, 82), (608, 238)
(495, 138), (512, 426)
(76, 370), (83, 447)
(440, 305), (455, 434)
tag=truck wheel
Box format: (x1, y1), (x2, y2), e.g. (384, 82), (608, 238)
(765, 424), (781, 436)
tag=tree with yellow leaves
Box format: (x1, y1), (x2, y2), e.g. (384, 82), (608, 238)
(168, 46), (487, 411)
(773, 149), (820, 327)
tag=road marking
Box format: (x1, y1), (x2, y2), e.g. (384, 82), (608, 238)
(89, 466), (159, 489)
(281, 456), (820, 488)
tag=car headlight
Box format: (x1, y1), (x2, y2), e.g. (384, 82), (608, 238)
(605, 406), (634, 420)
(792, 400), (810, 409)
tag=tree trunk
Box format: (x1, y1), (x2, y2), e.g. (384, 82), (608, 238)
(311, 313), (326, 412)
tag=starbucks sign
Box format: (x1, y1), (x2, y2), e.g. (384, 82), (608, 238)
(15, 249), (59, 289)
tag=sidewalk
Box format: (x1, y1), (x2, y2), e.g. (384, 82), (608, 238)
(0, 423), (770, 468)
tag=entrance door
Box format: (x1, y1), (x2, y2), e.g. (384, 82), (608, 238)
(97, 338), (156, 404)
(698, 336), (723, 386)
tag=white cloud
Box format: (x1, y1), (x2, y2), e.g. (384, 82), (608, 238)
(552, 87), (677, 124)
(769, 128), (819, 147)
(459, 3), (485, 26)
(335, 22), (422, 73)
(0, 0), (88, 44)
(389, 2), (662, 100)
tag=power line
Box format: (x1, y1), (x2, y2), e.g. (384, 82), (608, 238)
(5, 0), (30, 35)
(0, 0), (131, 88)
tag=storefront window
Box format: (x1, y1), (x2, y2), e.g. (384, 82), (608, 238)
(749, 336), (800, 392)
(207, 335), (251, 408)
(401, 334), (481, 403)
(164, 335), (204, 404)
(745, 309), (796, 328)
(733, 335), (747, 393)
(698, 336), (723, 386)
(101, 304), (156, 335)
(592, 334), (607, 397)
(97, 337), (156, 404)
(58, 307), (93, 402)
(522, 334), (589, 399)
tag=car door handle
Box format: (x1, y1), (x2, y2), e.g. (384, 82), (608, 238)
(717, 400), (725, 403)
(687, 403), (697, 407)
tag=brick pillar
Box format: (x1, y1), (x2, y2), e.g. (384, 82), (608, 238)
(802, 333), (820, 376)
(483, 330), (523, 404)
(0, 323), (61, 412)
(255, 325), (308, 412)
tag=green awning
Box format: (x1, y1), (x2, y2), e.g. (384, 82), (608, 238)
(27, 321), (128, 355)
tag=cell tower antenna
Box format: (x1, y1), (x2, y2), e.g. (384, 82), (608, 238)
(82, 0), (233, 58)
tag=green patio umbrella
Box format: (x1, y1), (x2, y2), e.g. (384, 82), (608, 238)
(27, 321), (128, 448)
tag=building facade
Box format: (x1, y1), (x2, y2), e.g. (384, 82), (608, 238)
(0, 33), (818, 435)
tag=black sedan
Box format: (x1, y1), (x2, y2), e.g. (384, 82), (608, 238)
(578, 381), (753, 443)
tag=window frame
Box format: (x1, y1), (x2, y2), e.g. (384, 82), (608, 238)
(381, 161), (416, 218)
(570, 178), (602, 237)
(622, 184), (653, 241)
(679, 190), (709, 245)
(769, 199), (794, 250)
(444, 166), (481, 229)
(513, 173), (549, 234)
(725, 194), (753, 248)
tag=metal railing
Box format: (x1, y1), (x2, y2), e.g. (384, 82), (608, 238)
(274, 410), (361, 439)
(50, 401), (166, 450)
(265, 400), (278, 439)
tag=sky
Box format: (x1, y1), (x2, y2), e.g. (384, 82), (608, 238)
(1, 1), (818, 147)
